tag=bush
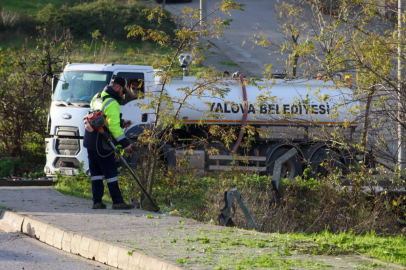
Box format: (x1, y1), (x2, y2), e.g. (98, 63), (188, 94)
(149, 169), (406, 235)
(0, 158), (14, 177)
(0, 8), (37, 35)
(0, 156), (41, 177)
(36, 0), (177, 41)
(0, 26), (73, 159)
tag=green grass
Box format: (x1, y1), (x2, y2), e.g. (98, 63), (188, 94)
(0, 36), (207, 77)
(286, 230), (406, 266)
(1, 0), (81, 15)
(0, 0), (207, 76)
(54, 183), (96, 201)
(218, 61), (239, 66)
(0, 34), (27, 49)
(68, 40), (207, 76)
(54, 178), (113, 205)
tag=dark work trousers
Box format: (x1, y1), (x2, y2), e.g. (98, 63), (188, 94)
(88, 149), (125, 204)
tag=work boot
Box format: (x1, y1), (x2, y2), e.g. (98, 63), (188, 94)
(91, 179), (104, 204)
(107, 181), (125, 204)
(112, 203), (135, 210)
(92, 202), (107, 209)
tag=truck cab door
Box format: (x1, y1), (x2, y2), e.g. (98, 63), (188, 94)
(114, 71), (154, 138)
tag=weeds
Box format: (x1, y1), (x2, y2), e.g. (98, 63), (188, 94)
(54, 165), (406, 236)
(287, 230), (406, 265)
(53, 161), (406, 266)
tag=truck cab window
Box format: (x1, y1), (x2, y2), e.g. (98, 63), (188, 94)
(116, 72), (145, 105)
(128, 79), (144, 99)
(53, 71), (112, 104)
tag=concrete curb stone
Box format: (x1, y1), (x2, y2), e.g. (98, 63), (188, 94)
(97, 241), (111, 264)
(61, 230), (74, 252)
(0, 210), (25, 232)
(117, 246), (130, 269)
(107, 244), (120, 268)
(127, 250), (142, 270)
(138, 253), (151, 270)
(22, 216), (37, 237)
(35, 220), (48, 242)
(71, 233), (82, 255)
(1, 209), (184, 270)
(22, 216), (47, 241)
(80, 235), (92, 258)
(88, 236), (100, 260)
(53, 227), (64, 249)
(150, 257), (165, 270)
(45, 225), (56, 246)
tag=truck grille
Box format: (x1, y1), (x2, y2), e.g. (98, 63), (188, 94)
(56, 126), (80, 137)
(55, 139), (80, 155)
(54, 157), (80, 169)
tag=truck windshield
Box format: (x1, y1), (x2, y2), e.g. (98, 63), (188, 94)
(53, 71), (113, 103)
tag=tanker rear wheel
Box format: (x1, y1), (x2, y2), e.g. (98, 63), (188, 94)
(309, 149), (342, 179)
(268, 148), (302, 180)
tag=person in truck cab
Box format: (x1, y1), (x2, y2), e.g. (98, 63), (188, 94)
(122, 79), (143, 104)
(83, 76), (135, 210)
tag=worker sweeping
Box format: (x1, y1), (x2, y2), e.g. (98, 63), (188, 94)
(83, 76), (135, 210)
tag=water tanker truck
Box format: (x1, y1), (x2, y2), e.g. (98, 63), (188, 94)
(44, 61), (364, 179)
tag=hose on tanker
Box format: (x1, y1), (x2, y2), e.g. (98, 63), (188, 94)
(231, 73), (248, 153)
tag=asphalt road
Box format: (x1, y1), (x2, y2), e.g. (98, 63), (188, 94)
(0, 230), (113, 270)
(165, 0), (287, 77)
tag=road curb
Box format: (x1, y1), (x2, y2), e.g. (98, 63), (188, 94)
(0, 209), (183, 270)
(0, 180), (54, 186)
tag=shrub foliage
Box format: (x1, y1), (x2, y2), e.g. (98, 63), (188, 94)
(36, 0), (176, 41)
(0, 27), (74, 159)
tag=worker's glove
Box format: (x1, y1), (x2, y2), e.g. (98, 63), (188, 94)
(121, 120), (132, 128)
(124, 144), (133, 152)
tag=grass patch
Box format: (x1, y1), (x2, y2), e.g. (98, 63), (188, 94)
(218, 61), (239, 66)
(53, 163), (113, 204)
(0, 34), (27, 49)
(1, 0), (88, 15)
(286, 230), (406, 266)
(54, 181), (97, 202)
(0, 37), (207, 77)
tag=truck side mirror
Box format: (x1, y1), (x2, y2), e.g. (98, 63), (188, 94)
(62, 83), (69, 90)
(52, 75), (59, 93)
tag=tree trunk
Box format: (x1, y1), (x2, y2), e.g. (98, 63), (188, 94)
(361, 87), (374, 163)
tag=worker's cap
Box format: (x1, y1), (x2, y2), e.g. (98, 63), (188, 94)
(113, 76), (128, 93)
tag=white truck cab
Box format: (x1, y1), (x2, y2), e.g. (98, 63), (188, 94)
(44, 63), (155, 177)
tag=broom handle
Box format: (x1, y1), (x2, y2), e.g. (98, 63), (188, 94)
(102, 132), (159, 209)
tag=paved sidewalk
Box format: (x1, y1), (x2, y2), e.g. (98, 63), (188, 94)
(0, 187), (404, 270)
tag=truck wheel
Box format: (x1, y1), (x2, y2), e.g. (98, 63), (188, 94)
(268, 148), (302, 180)
(309, 149), (342, 179)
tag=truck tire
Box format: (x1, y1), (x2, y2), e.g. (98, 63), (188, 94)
(309, 149), (342, 179)
(267, 148), (302, 180)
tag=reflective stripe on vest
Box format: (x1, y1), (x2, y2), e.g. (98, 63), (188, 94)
(101, 98), (115, 113)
